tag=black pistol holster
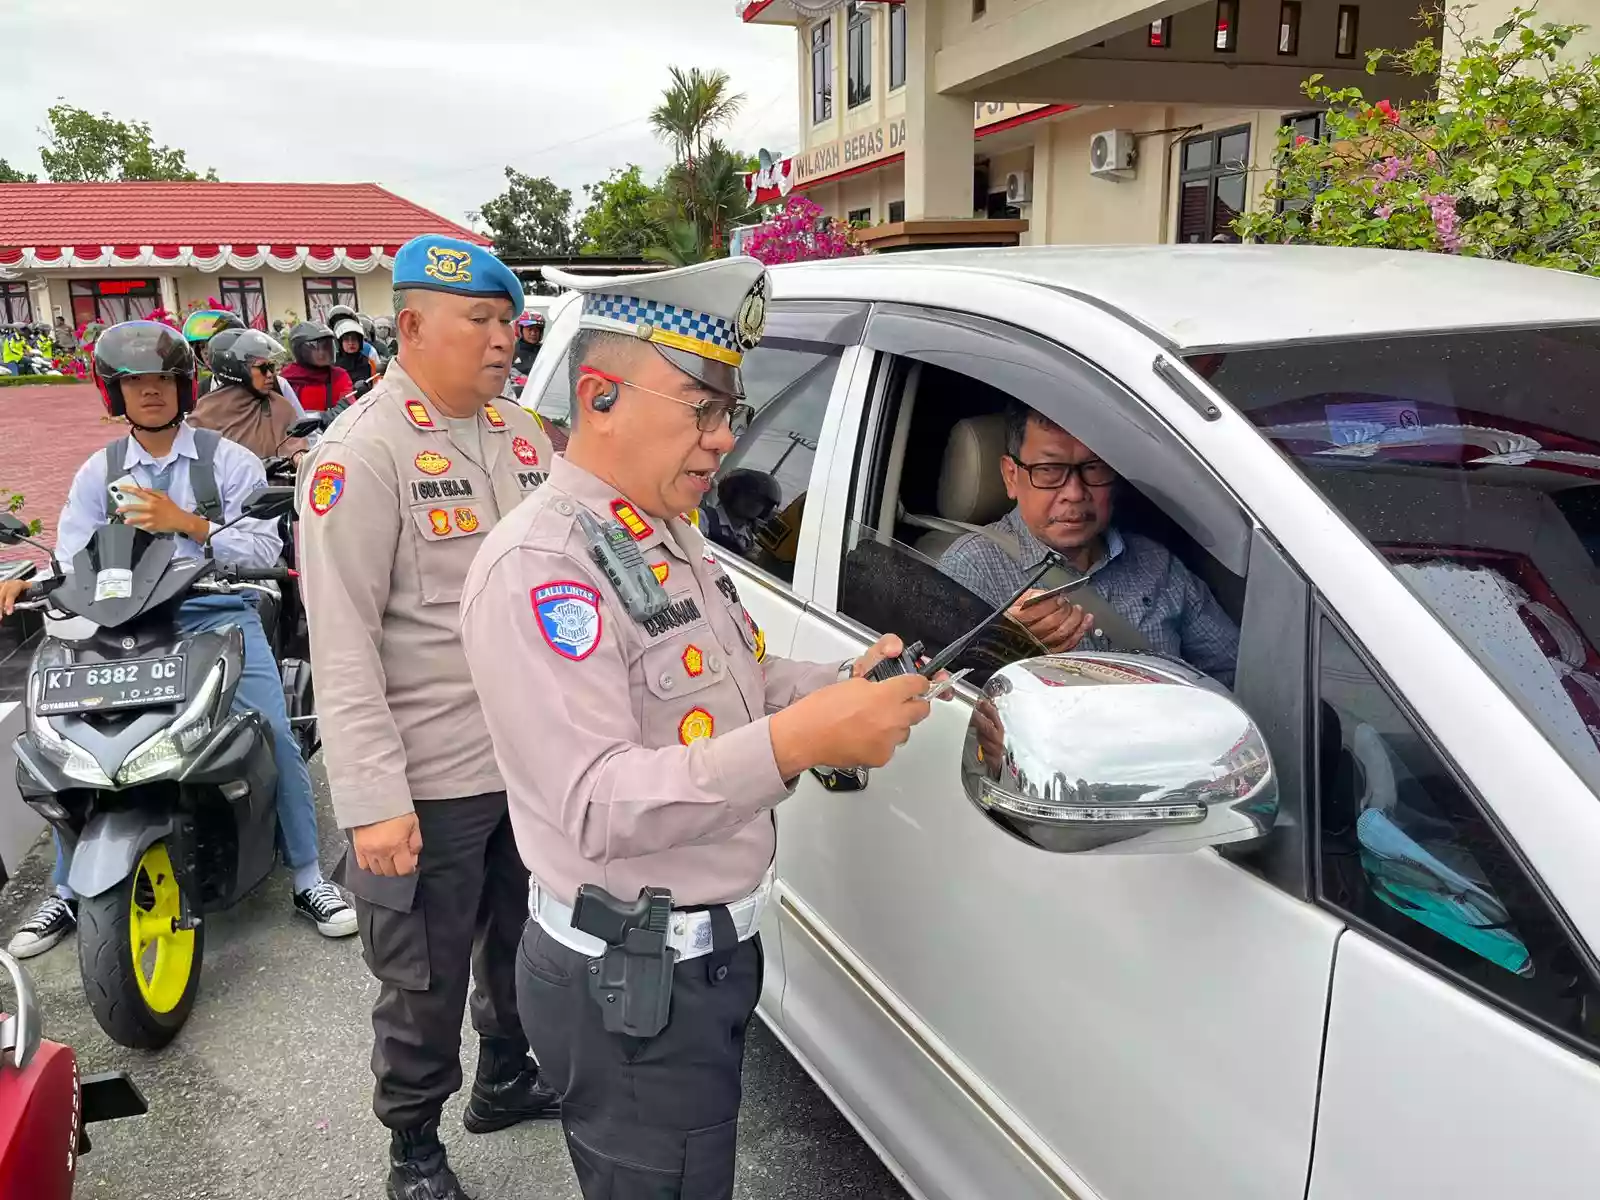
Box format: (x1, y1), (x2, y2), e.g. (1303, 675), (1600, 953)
(572, 884), (676, 1038)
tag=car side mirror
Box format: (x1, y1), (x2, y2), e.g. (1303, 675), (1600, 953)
(0, 514), (28, 545)
(241, 485), (295, 521)
(286, 416), (323, 439)
(961, 653), (1277, 854)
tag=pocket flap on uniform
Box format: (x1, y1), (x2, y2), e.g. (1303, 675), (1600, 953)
(409, 504), (485, 541)
(641, 636), (726, 702)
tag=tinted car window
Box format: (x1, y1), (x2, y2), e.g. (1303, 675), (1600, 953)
(1197, 326), (1600, 798)
(1316, 617), (1600, 1052)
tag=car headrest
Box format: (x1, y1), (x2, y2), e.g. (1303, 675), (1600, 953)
(937, 414), (1012, 525)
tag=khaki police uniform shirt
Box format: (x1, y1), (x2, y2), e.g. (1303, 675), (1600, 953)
(297, 360), (552, 829)
(460, 456), (840, 908)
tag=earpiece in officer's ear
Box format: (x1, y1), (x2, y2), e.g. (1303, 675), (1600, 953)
(592, 381), (620, 413)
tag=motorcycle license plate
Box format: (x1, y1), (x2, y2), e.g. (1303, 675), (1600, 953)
(36, 656), (186, 716)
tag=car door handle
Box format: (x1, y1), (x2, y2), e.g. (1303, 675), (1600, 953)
(809, 766), (868, 792)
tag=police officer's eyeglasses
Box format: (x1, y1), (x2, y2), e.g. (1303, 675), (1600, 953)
(1009, 456), (1117, 489)
(579, 366), (754, 436)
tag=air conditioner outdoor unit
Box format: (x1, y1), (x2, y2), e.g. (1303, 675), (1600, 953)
(1004, 170), (1033, 205)
(1089, 129), (1137, 178)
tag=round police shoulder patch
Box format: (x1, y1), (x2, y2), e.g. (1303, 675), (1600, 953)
(532, 580), (603, 661)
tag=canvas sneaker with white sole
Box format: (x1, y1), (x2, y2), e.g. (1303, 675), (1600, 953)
(294, 881), (358, 938)
(7, 895), (77, 959)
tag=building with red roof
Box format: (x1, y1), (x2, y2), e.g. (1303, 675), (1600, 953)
(0, 181), (488, 331)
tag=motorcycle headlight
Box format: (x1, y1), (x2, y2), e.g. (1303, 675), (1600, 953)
(116, 656), (229, 786)
(25, 671), (113, 788)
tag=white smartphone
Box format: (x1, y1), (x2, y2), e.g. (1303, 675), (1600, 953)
(108, 474), (139, 519)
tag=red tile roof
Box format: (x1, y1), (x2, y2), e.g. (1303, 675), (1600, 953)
(0, 182), (487, 250)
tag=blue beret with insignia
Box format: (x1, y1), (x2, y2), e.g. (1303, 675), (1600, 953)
(393, 234), (524, 312)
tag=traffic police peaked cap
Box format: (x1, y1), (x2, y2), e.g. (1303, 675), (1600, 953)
(544, 256), (769, 398)
(393, 234), (525, 312)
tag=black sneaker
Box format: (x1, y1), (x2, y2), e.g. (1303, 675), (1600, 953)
(7, 895), (77, 960)
(293, 881), (357, 938)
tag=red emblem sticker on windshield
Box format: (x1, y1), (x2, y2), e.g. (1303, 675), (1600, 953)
(511, 436), (540, 466)
(309, 463), (345, 515)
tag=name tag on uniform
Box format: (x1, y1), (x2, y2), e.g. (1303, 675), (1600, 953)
(515, 469), (547, 491)
(640, 595), (703, 639)
(410, 477), (475, 504)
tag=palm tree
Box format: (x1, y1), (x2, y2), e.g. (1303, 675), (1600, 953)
(650, 67), (746, 235)
(644, 219), (706, 268)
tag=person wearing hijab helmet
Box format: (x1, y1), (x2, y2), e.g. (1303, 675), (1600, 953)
(190, 330), (310, 462)
(280, 320), (355, 413)
(93, 320), (197, 429)
(331, 315), (375, 388)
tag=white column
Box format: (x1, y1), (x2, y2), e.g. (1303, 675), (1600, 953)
(159, 275), (179, 314)
(1025, 124), (1053, 245)
(904, 0), (975, 220)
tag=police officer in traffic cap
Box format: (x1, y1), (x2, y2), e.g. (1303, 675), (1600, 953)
(297, 233), (557, 1200)
(460, 257), (939, 1199)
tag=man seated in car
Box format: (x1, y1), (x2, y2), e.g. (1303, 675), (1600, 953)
(938, 400), (1239, 684)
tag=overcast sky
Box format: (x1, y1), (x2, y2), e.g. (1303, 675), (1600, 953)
(0, 0), (800, 229)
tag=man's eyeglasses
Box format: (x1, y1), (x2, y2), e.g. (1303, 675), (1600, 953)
(1009, 456), (1117, 490)
(579, 366), (754, 436)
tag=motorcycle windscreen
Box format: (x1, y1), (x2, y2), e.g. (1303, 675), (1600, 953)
(51, 525), (201, 626)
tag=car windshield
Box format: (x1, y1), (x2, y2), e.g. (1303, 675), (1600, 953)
(1194, 324), (1600, 795)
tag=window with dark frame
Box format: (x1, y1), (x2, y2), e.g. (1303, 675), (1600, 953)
(218, 277), (268, 330)
(303, 276), (359, 323)
(889, 1), (907, 89)
(847, 2), (872, 109)
(0, 282), (31, 324)
(1177, 125), (1250, 243)
(69, 279), (159, 326)
(1278, 1), (1301, 54)
(1214, 0), (1238, 51)
(1149, 16), (1173, 48)
(847, 206), (872, 224)
(1314, 617), (1600, 1057)
(1336, 5), (1359, 58)
(888, 199), (906, 222)
(811, 20), (834, 124)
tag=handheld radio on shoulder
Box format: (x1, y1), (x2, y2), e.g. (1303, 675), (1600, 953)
(576, 508), (671, 622)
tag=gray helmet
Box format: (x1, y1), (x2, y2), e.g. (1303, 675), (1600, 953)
(289, 320), (337, 368)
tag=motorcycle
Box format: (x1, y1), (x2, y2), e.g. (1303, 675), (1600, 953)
(0, 486), (310, 1049)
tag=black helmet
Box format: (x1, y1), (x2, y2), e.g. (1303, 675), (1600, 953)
(289, 320), (336, 368)
(209, 329), (287, 393)
(93, 320), (197, 419)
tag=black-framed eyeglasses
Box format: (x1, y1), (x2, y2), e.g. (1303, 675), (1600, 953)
(1010, 456), (1117, 490)
(579, 366), (756, 436)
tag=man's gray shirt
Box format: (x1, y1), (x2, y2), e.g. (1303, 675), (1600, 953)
(937, 507), (1240, 685)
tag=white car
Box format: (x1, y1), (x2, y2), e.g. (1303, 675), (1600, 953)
(526, 246), (1600, 1200)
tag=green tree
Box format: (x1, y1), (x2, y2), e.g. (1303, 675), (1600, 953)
(576, 165), (668, 256)
(649, 67), (746, 254)
(39, 104), (218, 182)
(644, 220), (707, 268)
(661, 139), (755, 257)
(473, 168), (577, 259)
(1236, 7), (1600, 272)
(0, 159), (36, 183)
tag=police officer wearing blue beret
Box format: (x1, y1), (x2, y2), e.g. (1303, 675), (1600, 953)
(297, 235), (557, 1200)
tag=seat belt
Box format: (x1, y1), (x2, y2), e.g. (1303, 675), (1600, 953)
(102, 430), (226, 525)
(902, 509), (1153, 653)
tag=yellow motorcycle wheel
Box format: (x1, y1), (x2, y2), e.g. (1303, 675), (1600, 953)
(78, 839), (205, 1050)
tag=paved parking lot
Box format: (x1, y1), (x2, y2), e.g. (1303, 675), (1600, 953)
(1, 766), (911, 1200)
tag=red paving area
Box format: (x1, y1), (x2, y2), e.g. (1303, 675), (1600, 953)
(2, 384), (124, 565)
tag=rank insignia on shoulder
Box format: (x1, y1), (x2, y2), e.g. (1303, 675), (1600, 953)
(533, 581), (603, 661)
(744, 609), (766, 662)
(512, 436), (540, 465)
(455, 507), (480, 533)
(610, 500), (653, 541)
(650, 562), (669, 584)
(682, 644), (704, 677)
(429, 509), (451, 536)
(309, 463), (346, 515)
(483, 404), (507, 429)
(414, 450), (451, 476)
(678, 707), (714, 746)
(405, 400), (435, 429)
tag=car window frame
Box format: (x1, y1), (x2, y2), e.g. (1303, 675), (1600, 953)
(1313, 604), (1600, 1062)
